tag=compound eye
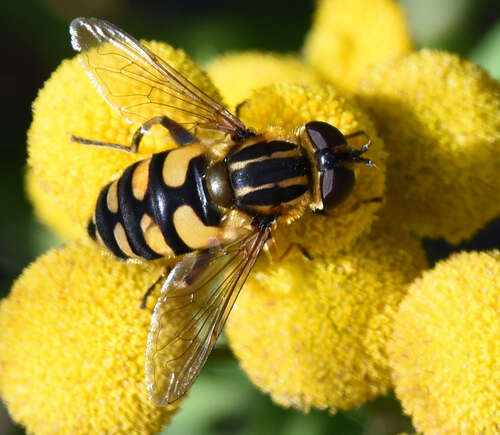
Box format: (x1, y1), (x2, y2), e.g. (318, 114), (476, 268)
(305, 121), (346, 152)
(321, 167), (355, 210)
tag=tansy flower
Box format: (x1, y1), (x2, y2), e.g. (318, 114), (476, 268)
(303, 0), (413, 92)
(0, 240), (177, 434)
(357, 50), (500, 244)
(389, 250), (500, 434)
(226, 217), (427, 411)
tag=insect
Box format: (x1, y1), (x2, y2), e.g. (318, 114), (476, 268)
(69, 17), (375, 406)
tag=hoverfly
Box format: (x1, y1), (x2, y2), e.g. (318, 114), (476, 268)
(69, 17), (375, 406)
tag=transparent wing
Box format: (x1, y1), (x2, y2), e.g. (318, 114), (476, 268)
(69, 17), (251, 138)
(146, 227), (270, 405)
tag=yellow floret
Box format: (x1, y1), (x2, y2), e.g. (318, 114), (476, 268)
(238, 82), (386, 257)
(0, 240), (177, 434)
(27, 41), (224, 233)
(303, 0), (412, 92)
(205, 51), (323, 109)
(226, 217), (428, 411)
(389, 250), (500, 434)
(25, 168), (85, 240)
(357, 50), (500, 244)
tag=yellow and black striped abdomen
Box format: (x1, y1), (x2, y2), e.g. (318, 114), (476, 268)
(88, 144), (223, 260)
(225, 140), (310, 215)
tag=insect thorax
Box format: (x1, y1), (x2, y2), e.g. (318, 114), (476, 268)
(223, 137), (311, 217)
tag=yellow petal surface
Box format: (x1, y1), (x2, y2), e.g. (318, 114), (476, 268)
(303, 0), (412, 92)
(27, 41), (223, 233)
(238, 82), (386, 257)
(358, 50), (500, 244)
(206, 51), (323, 109)
(0, 240), (177, 434)
(227, 217), (428, 411)
(389, 250), (500, 434)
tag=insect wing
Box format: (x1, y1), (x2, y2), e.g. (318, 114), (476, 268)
(146, 228), (270, 405)
(69, 17), (251, 138)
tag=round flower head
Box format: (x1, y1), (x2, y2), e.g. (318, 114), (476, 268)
(205, 51), (323, 109)
(389, 250), (500, 434)
(357, 50), (500, 244)
(0, 240), (178, 434)
(237, 82), (386, 257)
(27, 41), (224, 233)
(226, 217), (428, 411)
(303, 0), (413, 92)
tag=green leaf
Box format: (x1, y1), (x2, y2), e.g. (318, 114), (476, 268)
(470, 20), (500, 78)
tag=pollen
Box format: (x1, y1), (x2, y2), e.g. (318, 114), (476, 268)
(303, 0), (413, 92)
(0, 240), (178, 434)
(206, 52), (323, 110)
(357, 50), (500, 244)
(237, 82), (387, 257)
(27, 41), (224, 233)
(388, 250), (500, 434)
(226, 218), (428, 412)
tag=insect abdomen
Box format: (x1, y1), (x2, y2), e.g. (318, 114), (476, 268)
(225, 140), (310, 214)
(89, 144), (223, 260)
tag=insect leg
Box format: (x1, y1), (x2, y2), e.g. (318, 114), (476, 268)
(131, 116), (198, 151)
(342, 130), (375, 167)
(235, 100), (249, 118)
(140, 267), (170, 309)
(265, 236), (312, 262)
(70, 135), (135, 152)
(71, 116), (198, 154)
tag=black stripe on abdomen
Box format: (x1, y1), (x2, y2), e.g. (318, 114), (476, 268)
(117, 162), (162, 260)
(93, 184), (128, 259)
(147, 151), (222, 255)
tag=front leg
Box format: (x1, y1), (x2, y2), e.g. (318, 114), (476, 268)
(265, 236), (312, 262)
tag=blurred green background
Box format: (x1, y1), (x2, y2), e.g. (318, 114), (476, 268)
(1, 1), (499, 434)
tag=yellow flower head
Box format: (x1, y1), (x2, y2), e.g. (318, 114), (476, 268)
(0, 241), (177, 434)
(389, 250), (500, 434)
(226, 219), (428, 412)
(303, 0), (413, 92)
(357, 50), (500, 244)
(206, 51), (323, 109)
(28, 41), (224, 233)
